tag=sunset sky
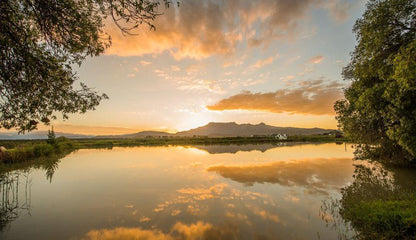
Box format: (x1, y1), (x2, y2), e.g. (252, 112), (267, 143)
(36, 0), (366, 135)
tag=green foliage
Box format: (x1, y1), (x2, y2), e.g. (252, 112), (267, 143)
(1, 141), (74, 164)
(0, 136), (346, 164)
(0, 0), (172, 132)
(287, 134), (348, 142)
(343, 200), (416, 240)
(337, 165), (416, 240)
(47, 127), (56, 145)
(33, 143), (54, 157)
(335, 0), (416, 164)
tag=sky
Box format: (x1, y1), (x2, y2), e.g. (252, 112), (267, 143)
(39, 0), (366, 135)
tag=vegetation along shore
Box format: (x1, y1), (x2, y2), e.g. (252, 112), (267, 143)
(0, 133), (348, 166)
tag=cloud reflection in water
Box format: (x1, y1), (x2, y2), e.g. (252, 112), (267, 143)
(207, 157), (354, 194)
(78, 221), (239, 240)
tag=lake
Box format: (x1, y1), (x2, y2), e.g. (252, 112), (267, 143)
(1, 143), (357, 239)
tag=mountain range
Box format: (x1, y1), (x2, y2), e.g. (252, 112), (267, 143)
(100, 122), (334, 138)
(176, 122), (332, 137)
(0, 122), (335, 139)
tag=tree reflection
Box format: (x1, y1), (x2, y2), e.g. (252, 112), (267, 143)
(321, 163), (416, 239)
(0, 155), (63, 231)
(0, 171), (31, 231)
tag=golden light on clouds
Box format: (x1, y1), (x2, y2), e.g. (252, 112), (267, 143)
(252, 57), (275, 68)
(104, 0), (352, 59)
(308, 55), (325, 64)
(14, 0), (358, 134)
(207, 80), (344, 115)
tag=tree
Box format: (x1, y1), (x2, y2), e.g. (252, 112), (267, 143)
(335, 0), (416, 164)
(47, 125), (55, 145)
(0, 0), (172, 132)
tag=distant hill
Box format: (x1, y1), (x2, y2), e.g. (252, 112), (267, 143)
(0, 122), (335, 140)
(176, 122), (333, 137)
(98, 131), (174, 139)
(0, 131), (94, 140)
(97, 122), (333, 139)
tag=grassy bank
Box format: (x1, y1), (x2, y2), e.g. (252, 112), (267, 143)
(0, 138), (75, 164)
(343, 198), (416, 239)
(0, 135), (348, 166)
(325, 165), (416, 240)
(73, 134), (348, 148)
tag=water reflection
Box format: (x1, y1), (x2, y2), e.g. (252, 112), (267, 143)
(321, 163), (416, 239)
(0, 143), (356, 240)
(0, 171), (31, 231)
(208, 157), (354, 194)
(0, 155), (62, 231)
(79, 221), (239, 240)
(190, 142), (299, 154)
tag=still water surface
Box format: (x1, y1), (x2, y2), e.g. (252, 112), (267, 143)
(1, 143), (355, 239)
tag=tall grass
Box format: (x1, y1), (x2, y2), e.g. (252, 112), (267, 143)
(1, 139), (74, 164)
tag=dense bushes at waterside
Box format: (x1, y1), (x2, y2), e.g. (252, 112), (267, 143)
(343, 199), (416, 239)
(339, 165), (416, 239)
(1, 139), (74, 164)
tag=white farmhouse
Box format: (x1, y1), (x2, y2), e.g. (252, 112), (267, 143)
(275, 134), (288, 140)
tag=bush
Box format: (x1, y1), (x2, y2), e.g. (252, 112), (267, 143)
(33, 144), (55, 157)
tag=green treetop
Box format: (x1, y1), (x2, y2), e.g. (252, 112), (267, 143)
(1, 0), (173, 132)
(335, 0), (416, 164)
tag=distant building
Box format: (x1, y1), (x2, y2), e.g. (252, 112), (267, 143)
(274, 134), (287, 140)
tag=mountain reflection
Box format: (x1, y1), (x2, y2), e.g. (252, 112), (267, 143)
(190, 143), (299, 154)
(208, 157), (354, 193)
(79, 221), (239, 240)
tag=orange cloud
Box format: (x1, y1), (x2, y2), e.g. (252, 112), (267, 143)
(105, 0), (242, 59)
(104, 0), (353, 59)
(207, 80), (344, 115)
(308, 55), (325, 64)
(252, 57), (274, 68)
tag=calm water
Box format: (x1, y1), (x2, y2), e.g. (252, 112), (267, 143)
(0, 143), (356, 239)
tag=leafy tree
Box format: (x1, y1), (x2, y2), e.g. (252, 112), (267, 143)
(0, 0), (172, 132)
(47, 126), (56, 145)
(335, 0), (416, 163)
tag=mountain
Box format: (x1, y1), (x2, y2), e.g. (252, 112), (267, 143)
(98, 131), (174, 138)
(176, 122), (333, 137)
(0, 131), (94, 140)
(0, 122), (335, 140)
